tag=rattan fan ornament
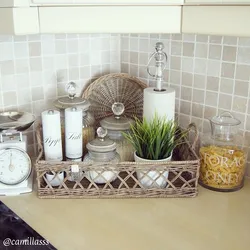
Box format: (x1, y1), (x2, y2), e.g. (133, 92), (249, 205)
(82, 73), (147, 125)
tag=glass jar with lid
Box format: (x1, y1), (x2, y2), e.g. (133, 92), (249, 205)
(100, 102), (134, 162)
(54, 82), (95, 156)
(199, 111), (247, 192)
(83, 127), (120, 184)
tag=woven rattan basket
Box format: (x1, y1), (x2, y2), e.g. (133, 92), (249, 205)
(35, 124), (200, 199)
(82, 73), (147, 125)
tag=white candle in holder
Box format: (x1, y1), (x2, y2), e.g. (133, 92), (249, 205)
(42, 110), (63, 161)
(65, 107), (83, 161)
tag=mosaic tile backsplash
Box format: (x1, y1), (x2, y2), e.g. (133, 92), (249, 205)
(0, 34), (120, 156)
(121, 34), (250, 176)
(0, 33), (249, 176)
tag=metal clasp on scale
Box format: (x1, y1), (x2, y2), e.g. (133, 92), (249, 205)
(0, 130), (23, 143)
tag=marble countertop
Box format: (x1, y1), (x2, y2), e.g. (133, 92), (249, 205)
(1, 179), (250, 250)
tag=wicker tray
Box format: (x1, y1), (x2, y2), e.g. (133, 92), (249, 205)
(82, 73), (147, 125)
(35, 124), (200, 199)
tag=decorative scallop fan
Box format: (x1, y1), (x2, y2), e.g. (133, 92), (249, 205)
(82, 73), (147, 125)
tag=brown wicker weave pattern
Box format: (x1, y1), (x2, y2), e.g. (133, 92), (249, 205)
(82, 73), (147, 125)
(35, 125), (200, 199)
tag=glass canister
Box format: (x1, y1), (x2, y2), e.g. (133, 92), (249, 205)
(83, 127), (120, 184)
(54, 82), (95, 156)
(100, 102), (135, 162)
(199, 112), (247, 192)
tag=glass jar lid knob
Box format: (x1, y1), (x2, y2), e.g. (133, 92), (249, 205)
(112, 102), (125, 119)
(65, 82), (77, 100)
(97, 127), (108, 141)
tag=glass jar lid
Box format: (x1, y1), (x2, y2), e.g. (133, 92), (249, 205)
(54, 82), (90, 111)
(210, 112), (241, 141)
(86, 127), (116, 152)
(100, 102), (134, 131)
(210, 111), (241, 126)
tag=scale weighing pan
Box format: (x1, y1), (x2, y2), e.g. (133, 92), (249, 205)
(0, 111), (36, 132)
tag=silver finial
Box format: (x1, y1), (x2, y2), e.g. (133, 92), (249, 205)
(97, 127), (107, 141)
(112, 102), (125, 119)
(155, 42), (164, 51)
(65, 82), (77, 99)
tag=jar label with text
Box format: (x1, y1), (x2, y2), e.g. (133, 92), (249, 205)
(200, 145), (246, 189)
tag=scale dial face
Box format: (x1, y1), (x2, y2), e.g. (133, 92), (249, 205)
(0, 148), (31, 185)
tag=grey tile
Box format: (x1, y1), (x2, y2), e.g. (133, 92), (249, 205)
(218, 94), (232, 110)
(206, 76), (219, 92)
(234, 80), (249, 97)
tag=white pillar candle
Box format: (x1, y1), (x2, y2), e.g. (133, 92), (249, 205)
(65, 107), (83, 161)
(42, 110), (63, 161)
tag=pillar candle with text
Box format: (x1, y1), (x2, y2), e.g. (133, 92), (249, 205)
(42, 110), (63, 161)
(65, 107), (83, 161)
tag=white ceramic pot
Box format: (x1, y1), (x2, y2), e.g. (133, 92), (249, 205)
(45, 172), (64, 187)
(87, 170), (118, 184)
(134, 153), (172, 188)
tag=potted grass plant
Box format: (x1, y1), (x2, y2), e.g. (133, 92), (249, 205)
(123, 115), (187, 188)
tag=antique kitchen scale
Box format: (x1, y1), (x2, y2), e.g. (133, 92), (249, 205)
(0, 111), (36, 196)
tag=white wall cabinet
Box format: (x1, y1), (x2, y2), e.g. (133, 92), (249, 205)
(1, 0), (250, 35)
(0, 1), (182, 34)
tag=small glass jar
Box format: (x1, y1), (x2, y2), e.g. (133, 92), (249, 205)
(54, 82), (95, 156)
(83, 127), (120, 184)
(199, 112), (247, 192)
(100, 102), (134, 162)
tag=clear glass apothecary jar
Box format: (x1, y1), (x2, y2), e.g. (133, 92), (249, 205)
(54, 82), (95, 156)
(100, 102), (134, 162)
(199, 112), (247, 192)
(83, 127), (120, 184)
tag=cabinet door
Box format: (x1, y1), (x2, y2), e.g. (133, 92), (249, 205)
(185, 0), (250, 4)
(185, 0), (221, 3)
(0, 0), (30, 7)
(182, 6), (250, 36)
(32, 0), (184, 5)
(0, 7), (39, 34)
(222, 0), (250, 3)
(39, 6), (181, 33)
